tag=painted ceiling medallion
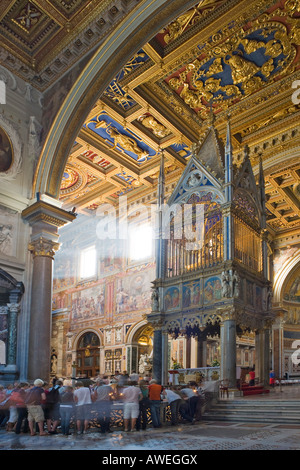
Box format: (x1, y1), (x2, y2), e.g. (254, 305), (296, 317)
(60, 168), (79, 190)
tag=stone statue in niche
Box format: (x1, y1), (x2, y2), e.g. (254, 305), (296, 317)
(232, 271), (240, 298)
(187, 172), (201, 187)
(222, 270), (232, 298)
(0, 127), (13, 172)
(0, 223), (13, 256)
(266, 285), (273, 310)
(51, 353), (57, 374)
(151, 288), (159, 311)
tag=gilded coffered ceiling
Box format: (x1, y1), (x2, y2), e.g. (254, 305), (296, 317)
(0, 0), (136, 88)
(1, 0), (300, 239)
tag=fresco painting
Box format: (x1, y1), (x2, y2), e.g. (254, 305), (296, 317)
(164, 287), (180, 311)
(183, 280), (201, 307)
(204, 276), (222, 304)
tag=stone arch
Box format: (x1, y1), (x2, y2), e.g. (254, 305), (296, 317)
(273, 248), (300, 303)
(126, 320), (153, 375)
(72, 328), (102, 350)
(126, 320), (148, 344)
(33, 0), (197, 200)
(74, 329), (102, 378)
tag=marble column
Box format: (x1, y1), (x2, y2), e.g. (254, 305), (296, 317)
(161, 330), (169, 385)
(271, 308), (286, 380)
(186, 336), (191, 369)
(255, 326), (271, 387)
(22, 200), (76, 382)
(4, 283), (25, 379)
(152, 327), (162, 383)
(221, 318), (237, 388)
(27, 237), (59, 381)
(6, 302), (20, 366)
(196, 337), (207, 367)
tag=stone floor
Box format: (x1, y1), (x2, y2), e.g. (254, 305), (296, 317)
(1, 385), (300, 453)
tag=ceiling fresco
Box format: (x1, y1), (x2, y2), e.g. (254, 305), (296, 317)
(1, 0), (300, 237)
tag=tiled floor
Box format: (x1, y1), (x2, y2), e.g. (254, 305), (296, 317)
(1, 386), (300, 452)
(1, 420), (300, 451)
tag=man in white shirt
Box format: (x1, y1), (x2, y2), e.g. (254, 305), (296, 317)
(121, 381), (142, 432)
(74, 381), (92, 434)
(180, 384), (198, 420)
(163, 388), (181, 426)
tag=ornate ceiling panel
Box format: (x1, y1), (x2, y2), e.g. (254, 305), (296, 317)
(0, 0), (139, 88)
(57, 0), (300, 239)
(1, 0), (300, 237)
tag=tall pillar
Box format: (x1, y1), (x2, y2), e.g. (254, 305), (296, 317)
(255, 326), (271, 387)
(161, 330), (169, 385)
(22, 200), (76, 382)
(4, 282), (25, 380)
(152, 327), (162, 383)
(27, 237), (59, 381)
(272, 308), (286, 380)
(6, 302), (21, 366)
(186, 336), (191, 369)
(221, 316), (237, 388)
(196, 337), (207, 367)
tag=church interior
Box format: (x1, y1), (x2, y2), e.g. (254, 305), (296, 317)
(0, 0), (300, 390)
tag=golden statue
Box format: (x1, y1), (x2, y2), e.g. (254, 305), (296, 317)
(227, 53), (260, 84)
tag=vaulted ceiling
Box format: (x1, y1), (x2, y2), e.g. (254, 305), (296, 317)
(1, 0), (300, 239)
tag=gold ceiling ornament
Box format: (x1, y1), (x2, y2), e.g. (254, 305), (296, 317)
(106, 126), (149, 162)
(161, 0), (225, 45)
(167, 17), (297, 120)
(138, 114), (171, 138)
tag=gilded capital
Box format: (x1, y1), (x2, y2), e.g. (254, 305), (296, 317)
(28, 237), (60, 259)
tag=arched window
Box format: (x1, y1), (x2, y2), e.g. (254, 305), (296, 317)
(76, 332), (100, 378)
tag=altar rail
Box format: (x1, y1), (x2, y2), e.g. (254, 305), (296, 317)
(168, 367), (220, 384)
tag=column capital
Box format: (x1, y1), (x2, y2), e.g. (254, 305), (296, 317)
(28, 237), (60, 259)
(22, 200), (76, 246)
(22, 200), (76, 228)
(217, 306), (237, 322)
(7, 303), (21, 313)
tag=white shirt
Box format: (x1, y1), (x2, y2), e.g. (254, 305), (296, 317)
(164, 389), (181, 403)
(122, 386), (141, 403)
(180, 388), (196, 398)
(74, 387), (92, 406)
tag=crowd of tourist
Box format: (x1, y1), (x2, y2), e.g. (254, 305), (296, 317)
(0, 370), (206, 437)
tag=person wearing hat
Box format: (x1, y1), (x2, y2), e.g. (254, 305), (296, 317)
(25, 379), (47, 436)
